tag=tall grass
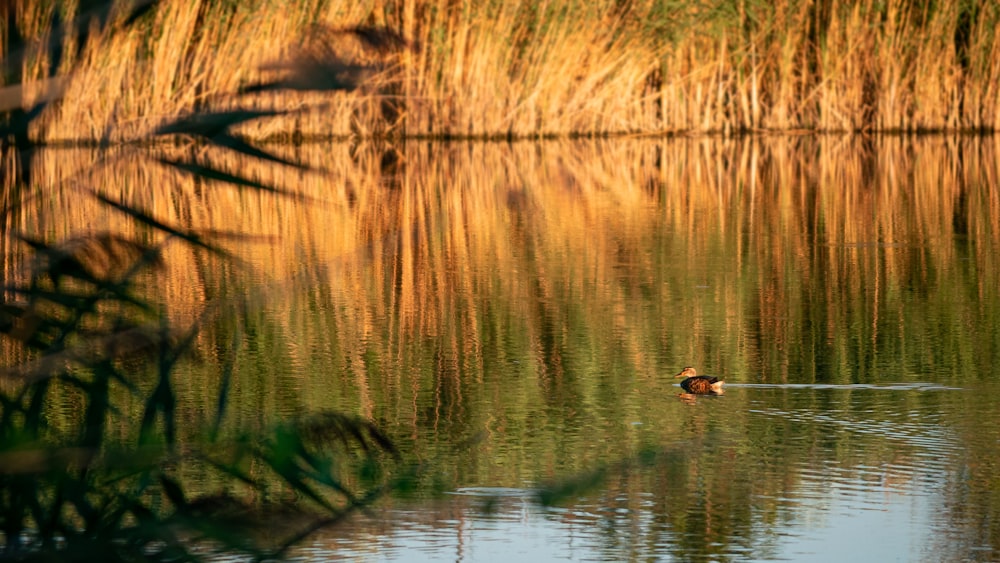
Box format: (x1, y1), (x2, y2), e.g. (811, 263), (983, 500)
(7, 0), (1000, 141)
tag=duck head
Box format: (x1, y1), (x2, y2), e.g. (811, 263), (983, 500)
(674, 367), (697, 379)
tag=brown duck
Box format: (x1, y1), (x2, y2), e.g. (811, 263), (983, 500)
(674, 367), (724, 395)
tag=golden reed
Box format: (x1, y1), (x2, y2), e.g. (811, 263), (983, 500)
(6, 0), (999, 141)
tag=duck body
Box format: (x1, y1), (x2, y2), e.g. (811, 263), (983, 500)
(674, 367), (724, 395)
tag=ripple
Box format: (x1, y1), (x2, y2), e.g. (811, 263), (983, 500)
(448, 486), (537, 498)
(731, 382), (965, 391)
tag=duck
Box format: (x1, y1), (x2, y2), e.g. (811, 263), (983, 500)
(674, 367), (724, 395)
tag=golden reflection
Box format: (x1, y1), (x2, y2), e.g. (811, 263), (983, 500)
(4, 137), (999, 393)
(4, 137), (999, 559)
(676, 393), (698, 404)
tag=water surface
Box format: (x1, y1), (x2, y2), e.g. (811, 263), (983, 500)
(7, 137), (1000, 561)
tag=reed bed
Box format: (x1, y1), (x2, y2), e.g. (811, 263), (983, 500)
(7, 0), (1000, 141)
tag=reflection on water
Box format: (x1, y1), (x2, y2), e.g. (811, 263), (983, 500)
(303, 488), (929, 562)
(293, 386), (975, 562)
(4, 137), (1000, 561)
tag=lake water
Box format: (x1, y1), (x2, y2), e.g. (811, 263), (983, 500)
(293, 381), (992, 562)
(6, 136), (1000, 561)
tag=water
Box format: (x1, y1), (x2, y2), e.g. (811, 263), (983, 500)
(286, 383), (985, 562)
(6, 137), (1000, 561)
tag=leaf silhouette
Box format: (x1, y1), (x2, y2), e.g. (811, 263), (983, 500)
(154, 109), (287, 137)
(155, 157), (316, 200)
(88, 190), (237, 260)
(239, 25), (412, 95)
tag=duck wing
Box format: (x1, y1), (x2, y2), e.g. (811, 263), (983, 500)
(681, 375), (722, 394)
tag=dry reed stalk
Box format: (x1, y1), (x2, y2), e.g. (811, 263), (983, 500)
(39, 0), (342, 140)
(400, 3), (659, 137)
(872, 0), (912, 131)
(817, 2), (873, 131)
(909, 2), (962, 130)
(9, 0), (1000, 138)
(657, 39), (720, 132)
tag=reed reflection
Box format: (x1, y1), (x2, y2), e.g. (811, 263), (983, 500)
(4, 136), (999, 560)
